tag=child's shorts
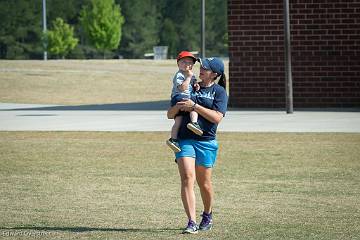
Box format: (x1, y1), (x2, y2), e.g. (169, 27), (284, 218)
(175, 139), (219, 168)
(171, 94), (190, 106)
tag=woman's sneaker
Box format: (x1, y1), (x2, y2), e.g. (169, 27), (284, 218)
(182, 220), (198, 234)
(199, 212), (213, 231)
(166, 138), (181, 153)
(187, 122), (203, 136)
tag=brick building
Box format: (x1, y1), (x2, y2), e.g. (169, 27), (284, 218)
(227, 0), (360, 108)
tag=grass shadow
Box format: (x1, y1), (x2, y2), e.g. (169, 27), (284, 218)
(2, 100), (170, 111)
(1, 226), (182, 233)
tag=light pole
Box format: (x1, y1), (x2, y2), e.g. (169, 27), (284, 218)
(284, 0), (293, 113)
(42, 0), (47, 60)
(200, 0), (205, 58)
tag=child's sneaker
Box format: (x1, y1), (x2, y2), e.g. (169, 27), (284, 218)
(187, 122), (203, 136)
(182, 220), (198, 234)
(166, 138), (181, 153)
(199, 212), (213, 231)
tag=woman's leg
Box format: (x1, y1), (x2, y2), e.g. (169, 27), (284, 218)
(177, 157), (197, 222)
(195, 166), (213, 213)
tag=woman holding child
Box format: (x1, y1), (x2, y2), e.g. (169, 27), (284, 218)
(167, 54), (228, 234)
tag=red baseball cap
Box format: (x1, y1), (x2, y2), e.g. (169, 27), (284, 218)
(176, 51), (196, 63)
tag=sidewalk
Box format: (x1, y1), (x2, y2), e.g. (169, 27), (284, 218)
(0, 103), (359, 132)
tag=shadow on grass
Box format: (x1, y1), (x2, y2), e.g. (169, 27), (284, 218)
(1, 226), (182, 233)
(3, 103), (359, 112)
(3, 100), (170, 111)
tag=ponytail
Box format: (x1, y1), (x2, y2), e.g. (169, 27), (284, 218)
(218, 74), (226, 90)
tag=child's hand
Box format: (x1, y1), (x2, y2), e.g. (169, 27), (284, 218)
(184, 67), (193, 78)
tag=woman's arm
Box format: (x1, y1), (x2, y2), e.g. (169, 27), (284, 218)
(176, 99), (224, 124)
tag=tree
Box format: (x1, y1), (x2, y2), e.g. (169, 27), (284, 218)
(205, 0), (228, 56)
(0, 0), (229, 59)
(45, 18), (78, 59)
(160, 18), (178, 58)
(158, 0), (200, 57)
(0, 0), (42, 59)
(118, 0), (160, 58)
(80, 0), (124, 58)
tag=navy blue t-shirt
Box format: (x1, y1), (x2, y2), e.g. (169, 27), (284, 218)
(178, 83), (228, 141)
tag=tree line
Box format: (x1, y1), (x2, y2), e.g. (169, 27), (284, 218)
(0, 0), (228, 59)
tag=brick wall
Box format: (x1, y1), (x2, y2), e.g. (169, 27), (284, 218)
(228, 0), (360, 108)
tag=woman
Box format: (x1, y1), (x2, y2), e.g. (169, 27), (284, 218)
(167, 57), (228, 234)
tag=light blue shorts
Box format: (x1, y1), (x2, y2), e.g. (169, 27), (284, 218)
(175, 139), (219, 168)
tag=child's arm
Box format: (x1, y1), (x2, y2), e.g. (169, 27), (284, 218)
(177, 69), (193, 92)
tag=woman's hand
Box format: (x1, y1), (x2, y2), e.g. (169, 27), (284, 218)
(176, 99), (195, 112)
(177, 99), (224, 124)
(193, 82), (200, 92)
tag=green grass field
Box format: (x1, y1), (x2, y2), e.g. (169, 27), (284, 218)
(0, 60), (229, 105)
(0, 60), (176, 105)
(1, 132), (359, 239)
(1, 60), (359, 239)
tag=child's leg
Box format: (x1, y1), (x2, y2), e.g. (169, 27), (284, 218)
(189, 111), (198, 123)
(187, 111), (203, 136)
(171, 115), (182, 139)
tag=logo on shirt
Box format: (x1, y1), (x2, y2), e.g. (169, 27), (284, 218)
(193, 91), (215, 100)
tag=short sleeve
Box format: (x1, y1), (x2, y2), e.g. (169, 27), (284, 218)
(175, 72), (185, 86)
(213, 86), (228, 116)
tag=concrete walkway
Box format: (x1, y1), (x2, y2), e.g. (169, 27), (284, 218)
(1, 103), (359, 132)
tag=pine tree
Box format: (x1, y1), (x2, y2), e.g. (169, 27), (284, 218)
(160, 19), (178, 58)
(205, 0), (228, 56)
(118, 0), (159, 58)
(80, 0), (124, 58)
(0, 0), (42, 59)
(159, 1), (200, 56)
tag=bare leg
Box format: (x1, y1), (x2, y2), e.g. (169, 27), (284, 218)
(171, 115), (182, 139)
(196, 165), (213, 214)
(189, 111), (198, 123)
(177, 157), (197, 222)
(187, 111), (203, 136)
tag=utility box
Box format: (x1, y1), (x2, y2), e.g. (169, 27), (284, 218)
(153, 46), (168, 60)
